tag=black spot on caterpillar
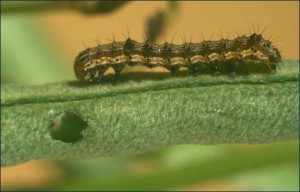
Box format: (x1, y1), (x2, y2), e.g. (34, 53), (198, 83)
(74, 33), (281, 82)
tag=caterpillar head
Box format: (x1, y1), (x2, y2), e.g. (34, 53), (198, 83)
(74, 48), (91, 81)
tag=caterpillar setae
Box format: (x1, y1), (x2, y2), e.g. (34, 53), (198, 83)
(74, 33), (281, 82)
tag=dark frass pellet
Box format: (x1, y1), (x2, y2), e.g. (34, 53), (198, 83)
(50, 112), (87, 143)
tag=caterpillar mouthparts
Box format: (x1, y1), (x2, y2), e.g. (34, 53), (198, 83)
(74, 33), (281, 82)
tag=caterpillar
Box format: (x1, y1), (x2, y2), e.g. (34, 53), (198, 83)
(74, 33), (281, 82)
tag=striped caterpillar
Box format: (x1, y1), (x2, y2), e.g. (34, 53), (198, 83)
(74, 33), (281, 82)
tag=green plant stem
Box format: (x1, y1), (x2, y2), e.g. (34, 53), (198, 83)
(1, 60), (299, 167)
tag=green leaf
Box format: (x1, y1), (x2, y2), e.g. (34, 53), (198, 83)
(1, 15), (72, 84)
(1, 60), (299, 167)
(53, 141), (299, 190)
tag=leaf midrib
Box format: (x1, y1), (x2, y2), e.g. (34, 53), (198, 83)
(1, 74), (298, 107)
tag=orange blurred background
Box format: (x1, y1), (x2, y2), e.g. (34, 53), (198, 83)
(36, 1), (299, 61)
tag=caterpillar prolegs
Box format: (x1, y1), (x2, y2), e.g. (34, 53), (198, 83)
(74, 33), (281, 82)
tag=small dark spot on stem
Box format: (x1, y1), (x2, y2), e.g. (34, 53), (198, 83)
(50, 112), (87, 143)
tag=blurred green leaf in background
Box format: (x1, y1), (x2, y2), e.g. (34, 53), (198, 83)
(1, 9), (72, 84)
